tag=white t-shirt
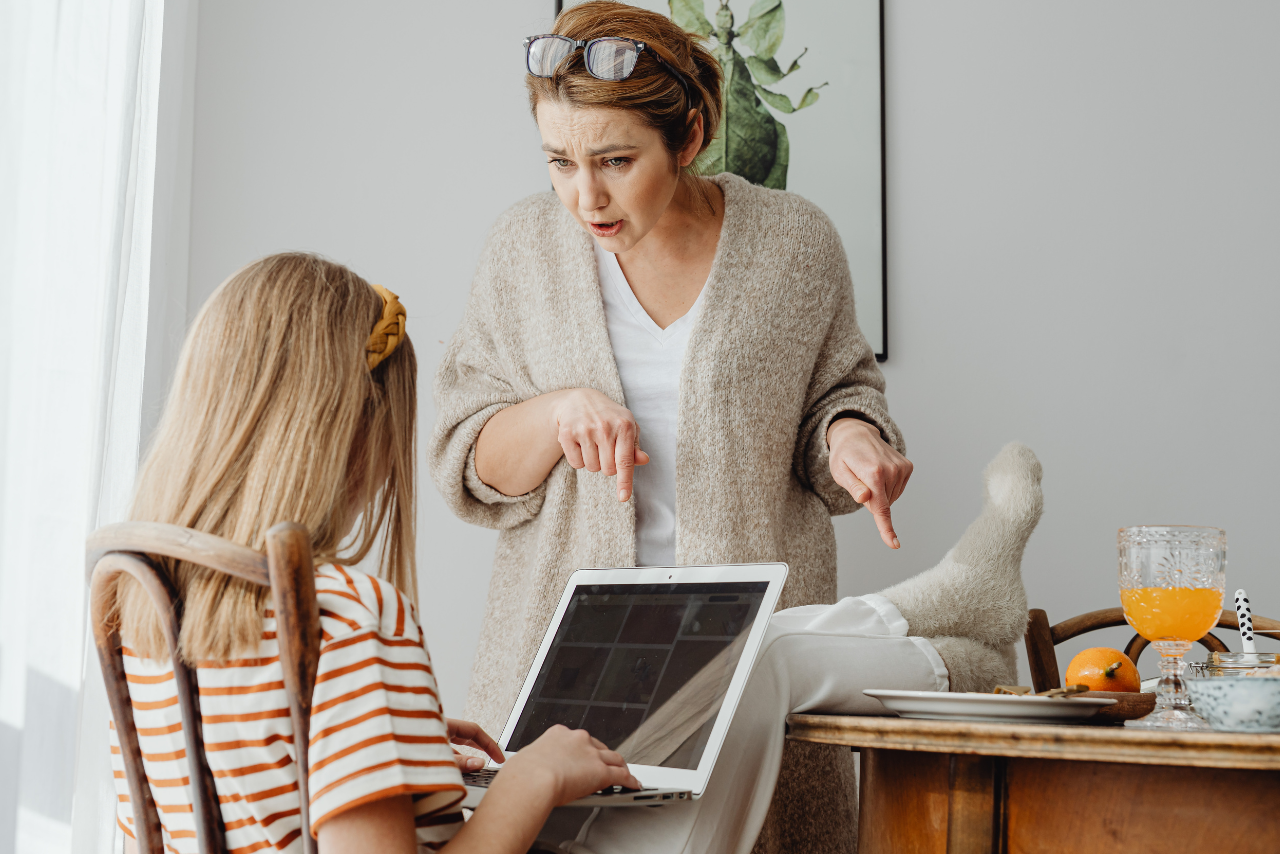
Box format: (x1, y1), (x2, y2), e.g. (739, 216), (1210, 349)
(595, 240), (708, 567)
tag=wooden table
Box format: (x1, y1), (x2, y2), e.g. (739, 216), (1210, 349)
(786, 714), (1280, 854)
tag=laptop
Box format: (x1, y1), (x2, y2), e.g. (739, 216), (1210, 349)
(461, 563), (788, 808)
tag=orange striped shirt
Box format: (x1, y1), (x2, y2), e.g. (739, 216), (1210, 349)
(109, 565), (465, 853)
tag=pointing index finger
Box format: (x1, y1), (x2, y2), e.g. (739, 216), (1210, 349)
(615, 424), (637, 502)
(867, 489), (900, 549)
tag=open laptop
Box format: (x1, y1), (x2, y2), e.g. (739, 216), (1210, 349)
(461, 563), (788, 808)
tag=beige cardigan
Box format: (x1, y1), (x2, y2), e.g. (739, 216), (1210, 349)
(430, 172), (904, 735)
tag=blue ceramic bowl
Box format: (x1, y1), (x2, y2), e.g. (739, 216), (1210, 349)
(1187, 675), (1280, 733)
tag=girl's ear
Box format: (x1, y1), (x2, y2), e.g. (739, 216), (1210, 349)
(679, 110), (705, 168)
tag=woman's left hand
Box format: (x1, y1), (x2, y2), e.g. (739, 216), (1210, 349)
(446, 717), (506, 772)
(827, 417), (913, 550)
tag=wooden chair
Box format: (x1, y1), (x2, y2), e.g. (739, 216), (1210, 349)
(1025, 606), (1280, 692)
(87, 521), (321, 854)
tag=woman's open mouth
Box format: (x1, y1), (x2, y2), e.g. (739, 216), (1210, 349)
(587, 220), (623, 238)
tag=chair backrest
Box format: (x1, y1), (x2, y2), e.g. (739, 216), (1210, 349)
(1024, 606), (1280, 692)
(87, 522), (321, 854)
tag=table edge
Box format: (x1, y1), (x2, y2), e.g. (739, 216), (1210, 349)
(785, 713), (1280, 771)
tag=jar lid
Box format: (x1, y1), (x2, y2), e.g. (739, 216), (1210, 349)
(1210, 652), (1280, 666)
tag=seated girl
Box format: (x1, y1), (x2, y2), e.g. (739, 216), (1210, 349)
(105, 253), (640, 854)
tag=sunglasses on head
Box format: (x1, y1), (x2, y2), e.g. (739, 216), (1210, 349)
(523, 34), (691, 101)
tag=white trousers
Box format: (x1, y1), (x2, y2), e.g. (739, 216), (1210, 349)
(535, 595), (949, 854)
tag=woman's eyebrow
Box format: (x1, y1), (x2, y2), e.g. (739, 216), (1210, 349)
(586, 144), (639, 156)
(540, 143), (639, 156)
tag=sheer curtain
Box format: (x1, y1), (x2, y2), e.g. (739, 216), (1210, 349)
(0, 2), (164, 854)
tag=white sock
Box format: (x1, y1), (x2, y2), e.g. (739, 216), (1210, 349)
(881, 442), (1044, 650)
(930, 636), (1018, 693)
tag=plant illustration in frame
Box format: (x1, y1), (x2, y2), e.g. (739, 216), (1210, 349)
(670, 0), (826, 189)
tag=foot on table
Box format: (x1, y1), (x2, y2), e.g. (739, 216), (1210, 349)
(930, 636), (1018, 692)
(880, 442), (1044, 651)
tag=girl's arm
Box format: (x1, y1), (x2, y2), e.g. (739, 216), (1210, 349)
(475, 388), (649, 503)
(317, 725), (639, 854)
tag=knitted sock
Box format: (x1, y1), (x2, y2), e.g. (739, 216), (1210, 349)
(930, 637), (1018, 693)
(880, 442), (1044, 650)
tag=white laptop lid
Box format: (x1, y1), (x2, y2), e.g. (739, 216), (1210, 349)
(495, 563), (788, 797)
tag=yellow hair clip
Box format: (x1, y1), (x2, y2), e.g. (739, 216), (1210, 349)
(366, 284), (406, 370)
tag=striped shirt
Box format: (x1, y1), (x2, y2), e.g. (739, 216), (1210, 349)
(109, 565), (465, 854)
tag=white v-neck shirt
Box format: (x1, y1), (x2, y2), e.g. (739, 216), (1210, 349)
(594, 240), (708, 567)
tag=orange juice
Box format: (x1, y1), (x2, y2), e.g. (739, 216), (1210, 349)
(1120, 587), (1222, 642)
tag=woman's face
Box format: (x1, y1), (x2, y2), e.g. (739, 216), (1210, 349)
(536, 100), (699, 253)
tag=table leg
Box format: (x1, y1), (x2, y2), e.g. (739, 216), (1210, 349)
(859, 748), (948, 854)
(947, 755), (1005, 854)
(858, 748), (1007, 854)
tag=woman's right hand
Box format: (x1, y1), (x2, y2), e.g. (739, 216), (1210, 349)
(475, 388), (649, 501)
(548, 389), (649, 502)
(498, 725), (641, 806)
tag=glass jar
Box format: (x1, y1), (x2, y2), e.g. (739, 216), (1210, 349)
(1203, 651), (1280, 677)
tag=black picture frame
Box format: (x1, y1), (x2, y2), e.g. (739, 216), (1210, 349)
(876, 0), (887, 361)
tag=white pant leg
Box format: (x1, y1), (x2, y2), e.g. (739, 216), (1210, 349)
(537, 595), (948, 854)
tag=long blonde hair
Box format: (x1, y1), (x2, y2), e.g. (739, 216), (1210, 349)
(111, 252), (417, 663)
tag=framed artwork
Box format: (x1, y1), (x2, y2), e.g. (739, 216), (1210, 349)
(554, 0), (888, 359)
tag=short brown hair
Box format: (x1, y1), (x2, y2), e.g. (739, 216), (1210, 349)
(527, 1), (723, 208)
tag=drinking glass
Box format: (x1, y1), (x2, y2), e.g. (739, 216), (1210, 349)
(1118, 526), (1226, 730)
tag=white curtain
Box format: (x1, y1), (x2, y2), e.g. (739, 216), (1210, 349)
(0, 2), (164, 854)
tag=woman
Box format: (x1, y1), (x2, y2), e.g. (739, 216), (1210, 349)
(430, 3), (910, 849)
(106, 253), (641, 854)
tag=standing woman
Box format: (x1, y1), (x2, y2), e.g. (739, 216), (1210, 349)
(430, 3), (910, 850)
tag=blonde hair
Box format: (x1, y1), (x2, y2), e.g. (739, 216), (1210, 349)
(110, 252), (417, 663)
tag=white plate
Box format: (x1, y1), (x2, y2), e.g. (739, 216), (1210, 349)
(863, 689), (1117, 724)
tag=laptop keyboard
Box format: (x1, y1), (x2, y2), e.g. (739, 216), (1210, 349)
(462, 768), (654, 797)
(462, 768), (499, 787)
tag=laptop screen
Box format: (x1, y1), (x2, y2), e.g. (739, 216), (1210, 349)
(506, 581), (768, 770)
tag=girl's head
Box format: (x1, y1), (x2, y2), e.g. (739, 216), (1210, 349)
(526, 1), (723, 252)
(114, 252), (416, 662)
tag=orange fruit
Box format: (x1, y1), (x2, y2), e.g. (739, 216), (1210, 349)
(1064, 647), (1141, 693)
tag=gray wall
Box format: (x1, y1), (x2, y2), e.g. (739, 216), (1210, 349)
(186, 1), (1280, 707)
(839, 2), (1280, 679)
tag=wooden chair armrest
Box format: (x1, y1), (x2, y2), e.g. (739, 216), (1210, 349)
(1050, 607), (1280, 645)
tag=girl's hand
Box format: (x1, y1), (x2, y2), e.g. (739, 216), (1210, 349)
(549, 389), (650, 502)
(827, 417), (914, 549)
(498, 725), (641, 806)
(446, 718), (505, 772)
